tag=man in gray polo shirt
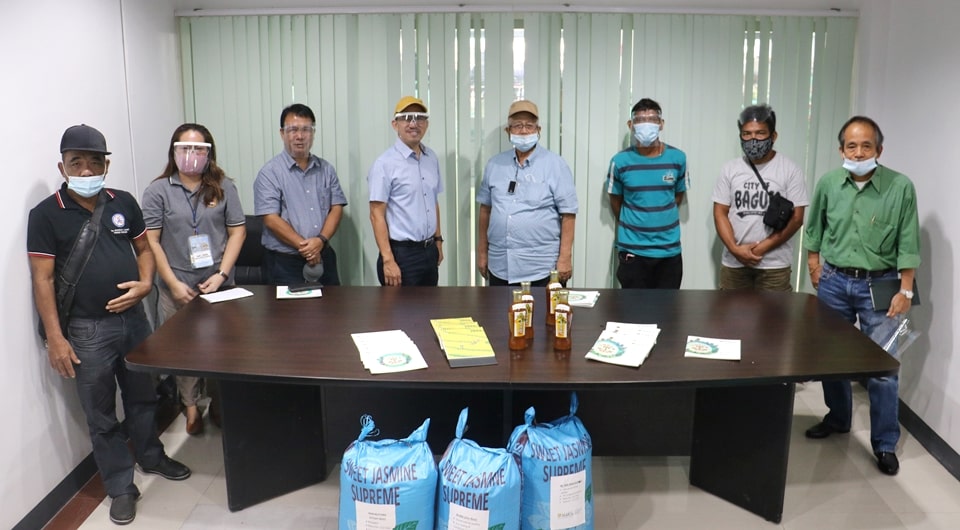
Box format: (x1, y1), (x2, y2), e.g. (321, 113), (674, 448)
(254, 103), (348, 285)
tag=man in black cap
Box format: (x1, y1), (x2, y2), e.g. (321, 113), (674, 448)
(27, 125), (191, 525)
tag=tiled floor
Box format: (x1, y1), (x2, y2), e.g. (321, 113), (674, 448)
(60, 383), (960, 529)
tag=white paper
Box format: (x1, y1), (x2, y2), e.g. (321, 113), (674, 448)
(684, 336), (741, 361)
(447, 502), (490, 530)
(549, 469), (587, 529)
(586, 330), (658, 367)
(275, 285), (323, 299)
(351, 330), (428, 374)
(355, 500), (397, 530)
(198, 287), (254, 303)
(604, 322), (660, 333)
(586, 326), (660, 367)
(566, 290), (600, 308)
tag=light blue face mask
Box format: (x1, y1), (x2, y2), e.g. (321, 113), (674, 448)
(510, 133), (538, 153)
(633, 123), (660, 147)
(842, 157), (878, 177)
(67, 175), (106, 198)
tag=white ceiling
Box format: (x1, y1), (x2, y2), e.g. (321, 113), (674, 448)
(174, 0), (869, 15)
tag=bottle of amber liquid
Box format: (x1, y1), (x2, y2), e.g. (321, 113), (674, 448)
(545, 270), (562, 327)
(509, 289), (528, 351)
(553, 290), (572, 351)
(520, 281), (534, 345)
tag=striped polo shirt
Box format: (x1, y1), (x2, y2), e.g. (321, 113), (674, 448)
(605, 144), (688, 258)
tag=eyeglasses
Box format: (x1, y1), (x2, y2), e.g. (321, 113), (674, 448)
(394, 112), (430, 123)
(507, 122), (538, 133)
(282, 125), (316, 135)
(631, 114), (661, 124)
(173, 142), (211, 154)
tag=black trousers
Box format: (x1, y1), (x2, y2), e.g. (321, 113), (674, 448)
(616, 252), (683, 289)
(377, 243), (440, 286)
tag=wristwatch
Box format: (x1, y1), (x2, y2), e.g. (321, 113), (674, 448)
(216, 270), (229, 280)
(899, 289), (914, 300)
(433, 235), (444, 243)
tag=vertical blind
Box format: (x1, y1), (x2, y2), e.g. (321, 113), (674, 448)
(179, 12), (856, 288)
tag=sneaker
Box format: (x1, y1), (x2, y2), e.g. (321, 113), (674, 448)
(109, 493), (138, 525)
(140, 456), (191, 480)
(876, 451), (900, 475)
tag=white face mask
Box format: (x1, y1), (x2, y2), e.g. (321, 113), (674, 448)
(67, 175), (106, 198)
(510, 133), (538, 153)
(843, 157), (878, 177)
(632, 123), (660, 147)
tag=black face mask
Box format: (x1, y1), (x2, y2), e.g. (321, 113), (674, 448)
(741, 137), (773, 160)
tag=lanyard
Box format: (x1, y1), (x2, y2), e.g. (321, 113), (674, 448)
(181, 186), (202, 235)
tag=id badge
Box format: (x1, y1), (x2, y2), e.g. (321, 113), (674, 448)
(188, 233), (215, 269)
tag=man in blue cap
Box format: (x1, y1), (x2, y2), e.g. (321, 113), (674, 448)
(28, 125), (191, 525)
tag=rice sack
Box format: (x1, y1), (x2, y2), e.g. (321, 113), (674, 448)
(339, 415), (437, 530)
(507, 393), (593, 530)
(437, 407), (522, 530)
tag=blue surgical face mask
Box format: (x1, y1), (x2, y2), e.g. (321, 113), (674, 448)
(67, 175), (106, 198)
(632, 123), (660, 147)
(842, 157), (878, 177)
(510, 133), (538, 153)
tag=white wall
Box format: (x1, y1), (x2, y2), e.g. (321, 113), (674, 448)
(857, 0), (960, 454)
(3, 0), (958, 525)
(0, 0), (180, 526)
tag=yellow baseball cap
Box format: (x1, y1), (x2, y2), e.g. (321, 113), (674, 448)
(508, 100), (539, 119)
(394, 96), (428, 114)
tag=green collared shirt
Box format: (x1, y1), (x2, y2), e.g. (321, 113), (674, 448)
(804, 165), (920, 271)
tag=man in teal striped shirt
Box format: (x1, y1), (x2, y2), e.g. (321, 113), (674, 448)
(606, 98), (688, 288)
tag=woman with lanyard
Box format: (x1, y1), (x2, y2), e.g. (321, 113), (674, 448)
(142, 124), (246, 435)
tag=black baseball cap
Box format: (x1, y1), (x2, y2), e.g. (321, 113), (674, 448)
(60, 124), (111, 155)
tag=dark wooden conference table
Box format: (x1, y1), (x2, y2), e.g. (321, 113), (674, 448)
(126, 285), (898, 523)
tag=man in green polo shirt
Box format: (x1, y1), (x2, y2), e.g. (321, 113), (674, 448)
(802, 116), (920, 476)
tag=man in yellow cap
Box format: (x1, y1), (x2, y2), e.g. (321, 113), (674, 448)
(368, 96), (444, 286)
(477, 99), (578, 286)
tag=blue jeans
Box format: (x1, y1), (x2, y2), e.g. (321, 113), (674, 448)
(816, 263), (900, 453)
(69, 306), (165, 498)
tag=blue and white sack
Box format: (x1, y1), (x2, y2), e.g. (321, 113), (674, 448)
(437, 407), (522, 530)
(507, 393), (593, 530)
(339, 415), (437, 530)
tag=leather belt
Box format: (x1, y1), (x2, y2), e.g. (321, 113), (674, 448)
(827, 262), (894, 279)
(389, 238), (436, 248)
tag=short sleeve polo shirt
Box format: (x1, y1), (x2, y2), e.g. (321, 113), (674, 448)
(27, 184), (147, 319)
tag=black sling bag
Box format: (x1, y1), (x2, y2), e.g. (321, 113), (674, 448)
(746, 159), (794, 232)
(39, 191), (107, 340)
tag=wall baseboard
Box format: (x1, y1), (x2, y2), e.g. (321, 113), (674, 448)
(15, 383), (181, 529)
(900, 399), (960, 481)
(13, 454), (98, 530)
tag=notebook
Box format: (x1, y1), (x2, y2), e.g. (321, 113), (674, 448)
(869, 278), (920, 310)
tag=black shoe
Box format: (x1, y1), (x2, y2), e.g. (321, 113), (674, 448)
(876, 451), (900, 475)
(805, 421), (850, 439)
(140, 456), (191, 480)
(109, 493), (138, 525)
